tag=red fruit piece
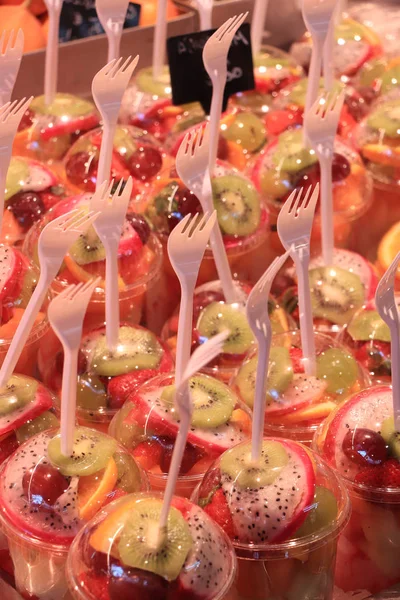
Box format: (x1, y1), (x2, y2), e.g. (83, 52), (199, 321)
(289, 347), (304, 373)
(0, 433), (18, 464)
(158, 437), (201, 475)
(128, 145), (163, 182)
(108, 567), (169, 600)
(125, 213), (151, 245)
(18, 108), (34, 132)
(171, 495), (192, 517)
(40, 190), (64, 211)
(342, 428), (388, 467)
(22, 463), (69, 507)
(7, 192), (46, 232)
(65, 151), (97, 191)
(354, 465), (384, 487)
(264, 109), (303, 136)
(39, 113), (100, 141)
(132, 439), (163, 470)
(382, 459), (400, 488)
(108, 370), (159, 410)
(104, 489), (128, 507)
(79, 573), (109, 600)
(203, 488), (236, 539)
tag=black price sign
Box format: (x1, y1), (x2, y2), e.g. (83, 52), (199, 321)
(167, 23), (255, 114)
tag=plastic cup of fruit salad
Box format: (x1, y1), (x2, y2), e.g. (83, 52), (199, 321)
(13, 93), (100, 164)
(231, 329), (370, 446)
(38, 324), (174, 434)
(355, 56), (400, 104)
(313, 386), (400, 595)
(268, 78), (368, 140)
(192, 438), (350, 600)
(66, 492), (237, 600)
(247, 127), (373, 260)
(109, 371), (252, 498)
(161, 279), (296, 384)
(271, 248), (379, 337)
(290, 17), (383, 82)
(0, 426), (148, 600)
(63, 124), (171, 198)
(22, 194), (163, 331)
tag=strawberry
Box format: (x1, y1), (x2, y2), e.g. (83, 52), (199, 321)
(355, 465), (384, 487)
(264, 109), (303, 137)
(171, 496), (192, 517)
(289, 347), (304, 373)
(382, 459), (400, 488)
(203, 488), (236, 539)
(40, 191), (63, 211)
(78, 573), (109, 600)
(104, 488), (128, 507)
(0, 433), (18, 464)
(132, 440), (162, 471)
(108, 371), (159, 409)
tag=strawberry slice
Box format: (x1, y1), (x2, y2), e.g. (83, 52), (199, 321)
(264, 109), (303, 136)
(132, 440), (162, 470)
(289, 347), (305, 373)
(355, 465), (384, 487)
(382, 459), (400, 488)
(78, 573), (109, 600)
(0, 433), (18, 464)
(203, 488), (236, 539)
(39, 113), (100, 141)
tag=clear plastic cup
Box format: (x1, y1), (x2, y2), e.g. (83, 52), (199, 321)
(109, 371), (252, 498)
(355, 56), (400, 104)
(0, 426), (148, 599)
(66, 492), (237, 600)
(192, 438), (350, 600)
(231, 330), (370, 446)
(313, 385), (400, 595)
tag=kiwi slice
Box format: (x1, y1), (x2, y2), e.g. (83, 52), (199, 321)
(118, 498), (192, 581)
(17, 266), (39, 309)
(309, 266), (364, 326)
(90, 326), (162, 377)
(76, 374), (108, 411)
(136, 66), (171, 98)
(114, 452), (142, 492)
(196, 302), (254, 355)
(161, 375), (236, 429)
(295, 486), (338, 538)
(272, 129), (318, 174)
(171, 106), (205, 133)
(0, 376), (38, 416)
(221, 112), (266, 153)
(220, 440), (289, 488)
(113, 126), (137, 159)
(254, 54), (292, 69)
(367, 102), (400, 138)
(212, 175), (260, 236)
(48, 427), (117, 476)
(347, 310), (391, 343)
(359, 58), (388, 88)
(381, 65), (400, 95)
(68, 225), (105, 266)
(381, 417), (400, 458)
(316, 348), (358, 396)
(5, 158), (30, 202)
(16, 411), (59, 444)
(31, 93), (94, 118)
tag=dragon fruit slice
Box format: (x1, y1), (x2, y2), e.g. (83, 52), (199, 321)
(0, 376), (53, 437)
(333, 40), (371, 77)
(265, 374), (327, 417)
(0, 246), (25, 304)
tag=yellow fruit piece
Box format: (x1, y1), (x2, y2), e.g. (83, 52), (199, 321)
(226, 140), (247, 171)
(271, 401), (337, 424)
(231, 408), (252, 435)
(90, 495), (138, 555)
(378, 221), (400, 280)
(362, 144), (400, 168)
(64, 254), (126, 290)
(78, 457), (118, 521)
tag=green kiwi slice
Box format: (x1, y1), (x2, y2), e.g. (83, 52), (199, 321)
(90, 326), (162, 376)
(212, 175), (260, 236)
(68, 226), (105, 266)
(136, 66), (171, 98)
(113, 452), (142, 492)
(272, 129), (318, 174)
(0, 376), (38, 416)
(381, 417), (400, 458)
(359, 58), (388, 88)
(367, 102), (400, 138)
(316, 348), (358, 396)
(161, 375), (236, 429)
(118, 499), (192, 580)
(16, 411), (59, 444)
(220, 440), (289, 488)
(113, 126), (137, 159)
(31, 93), (94, 118)
(295, 486), (338, 537)
(48, 427), (117, 476)
(309, 266), (364, 326)
(76, 374), (108, 411)
(17, 266), (39, 309)
(347, 310), (391, 342)
(254, 55), (292, 69)
(196, 302), (254, 355)
(381, 65), (400, 95)
(171, 106), (205, 133)
(221, 112), (267, 153)
(5, 158), (30, 202)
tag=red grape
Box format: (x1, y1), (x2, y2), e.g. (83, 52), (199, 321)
(22, 463), (69, 507)
(167, 186), (202, 233)
(65, 151), (98, 191)
(342, 428), (388, 466)
(108, 567), (169, 600)
(128, 146), (163, 182)
(331, 153), (350, 182)
(126, 212), (151, 244)
(18, 108), (34, 132)
(7, 192), (45, 232)
(158, 436), (201, 474)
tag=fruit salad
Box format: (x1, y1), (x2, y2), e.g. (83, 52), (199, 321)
(193, 438), (350, 600)
(2, 156), (69, 246)
(63, 125), (170, 196)
(109, 372), (251, 497)
(66, 492), (237, 600)
(13, 93), (100, 163)
(248, 128), (373, 256)
(39, 324), (174, 433)
(161, 280), (296, 384)
(356, 56), (400, 103)
(0, 426), (147, 599)
(0, 245), (51, 377)
(290, 17), (383, 82)
(23, 194), (163, 330)
(314, 386), (400, 594)
(232, 330), (369, 446)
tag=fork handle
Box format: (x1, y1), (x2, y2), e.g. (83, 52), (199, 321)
(44, 4), (62, 105)
(175, 278), (196, 386)
(209, 225), (238, 304)
(107, 23), (123, 63)
(0, 161), (9, 233)
(391, 325), (400, 429)
(323, 16), (335, 91)
(251, 337), (270, 462)
(105, 241), (120, 351)
(319, 154), (334, 266)
(305, 35), (324, 115)
(208, 78), (225, 174)
(97, 120), (117, 192)
(60, 345), (79, 457)
(294, 252), (316, 376)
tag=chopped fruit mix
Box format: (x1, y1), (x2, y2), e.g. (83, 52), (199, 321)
(14, 93), (100, 162)
(67, 493), (236, 600)
(161, 280), (296, 382)
(63, 125), (169, 195)
(109, 372), (251, 489)
(232, 330), (368, 437)
(40, 325), (174, 428)
(357, 56), (400, 103)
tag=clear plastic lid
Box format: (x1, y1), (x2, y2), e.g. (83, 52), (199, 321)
(194, 438), (350, 558)
(349, 2), (400, 59)
(66, 492), (236, 600)
(14, 93), (100, 162)
(63, 124), (170, 196)
(0, 427), (148, 549)
(161, 279), (296, 383)
(314, 385), (400, 500)
(355, 56), (400, 103)
(232, 329), (369, 439)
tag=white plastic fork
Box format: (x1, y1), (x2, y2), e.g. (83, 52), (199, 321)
(43, 0), (63, 105)
(176, 124), (238, 304)
(203, 12), (248, 172)
(91, 177), (133, 351)
(304, 89), (345, 265)
(158, 330), (230, 535)
(95, 0), (130, 62)
(152, 0), (168, 80)
(194, 0), (213, 30)
(92, 56), (139, 189)
(302, 0), (338, 113)
(246, 250), (290, 462)
(277, 184), (320, 376)
(251, 0), (270, 56)
(167, 211), (217, 385)
(0, 97), (33, 232)
(375, 252), (400, 429)
(48, 278), (100, 456)
(0, 30), (24, 106)
(0, 208), (99, 389)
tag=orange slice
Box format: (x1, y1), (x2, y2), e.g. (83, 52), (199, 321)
(361, 144), (400, 168)
(64, 254), (126, 290)
(378, 221), (400, 280)
(78, 457), (118, 521)
(90, 495), (138, 555)
(225, 140), (247, 171)
(231, 408), (252, 436)
(0, 308), (44, 339)
(0, 210), (23, 246)
(271, 401), (337, 424)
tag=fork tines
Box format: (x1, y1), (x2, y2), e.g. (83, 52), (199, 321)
(287, 183), (319, 215)
(0, 29), (23, 55)
(314, 89), (345, 118)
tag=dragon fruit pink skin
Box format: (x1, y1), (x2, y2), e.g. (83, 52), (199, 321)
(265, 374), (327, 418)
(0, 381), (53, 438)
(0, 246), (25, 304)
